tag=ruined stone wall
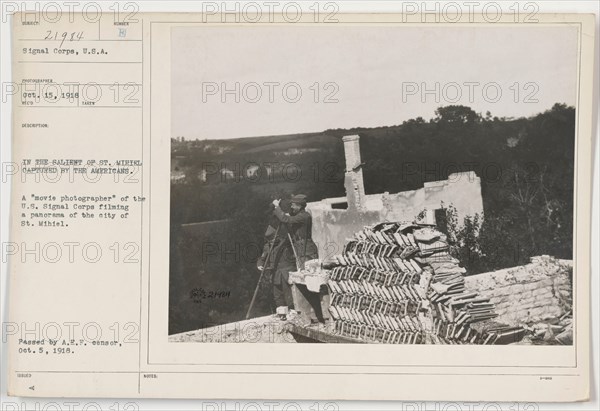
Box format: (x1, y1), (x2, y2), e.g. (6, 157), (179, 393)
(464, 256), (572, 326)
(382, 171), (484, 224)
(307, 171), (484, 256)
(169, 315), (296, 343)
(308, 207), (383, 257)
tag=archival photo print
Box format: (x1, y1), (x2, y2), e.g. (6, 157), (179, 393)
(168, 24), (576, 346)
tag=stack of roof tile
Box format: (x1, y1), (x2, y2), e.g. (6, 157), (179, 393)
(327, 221), (523, 344)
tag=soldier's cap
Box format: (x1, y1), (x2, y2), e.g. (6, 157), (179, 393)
(291, 194), (307, 206)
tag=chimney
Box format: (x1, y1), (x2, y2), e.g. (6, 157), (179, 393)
(342, 135), (366, 211)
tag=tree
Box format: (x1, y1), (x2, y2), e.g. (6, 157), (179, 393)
(434, 105), (480, 125)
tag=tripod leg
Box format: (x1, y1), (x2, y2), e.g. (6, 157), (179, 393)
(245, 224), (281, 319)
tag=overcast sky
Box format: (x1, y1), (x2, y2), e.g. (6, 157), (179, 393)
(171, 24), (578, 140)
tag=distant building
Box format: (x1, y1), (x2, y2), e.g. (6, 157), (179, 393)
(221, 168), (235, 180)
(275, 148), (320, 156)
(171, 170), (186, 183)
(307, 135), (484, 253)
(246, 164), (260, 179)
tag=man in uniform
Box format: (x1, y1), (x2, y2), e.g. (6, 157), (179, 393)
(256, 197), (296, 309)
(272, 194), (323, 322)
(271, 194), (319, 270)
